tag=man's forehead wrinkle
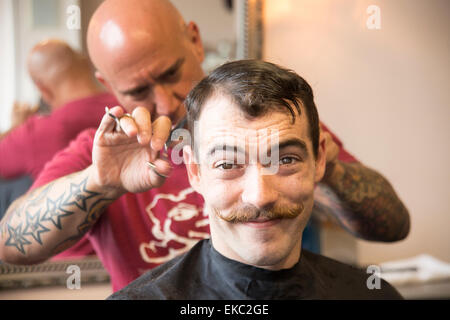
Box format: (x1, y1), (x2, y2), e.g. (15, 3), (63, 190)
(115, 54), (183, 93)
(201, 127), (303, 153)
(201, 115), (302, 138)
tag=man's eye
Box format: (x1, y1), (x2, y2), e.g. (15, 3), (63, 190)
(167, 68), (178, 77)
(215, 162), (237, 170)
(160, 68), (179, 82)
(280, 156), (299, 165)
(128, 86), (149, 98)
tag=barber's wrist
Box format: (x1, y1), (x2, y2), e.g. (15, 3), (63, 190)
(85, 165), (126, 200)
(321, 159), (344, 185)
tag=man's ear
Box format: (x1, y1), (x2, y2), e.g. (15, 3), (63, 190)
(95, 71), (113, 92)
(183, 145), (202, 193)
(36, 83), (53, 108)
(185, 21), (205, 63)
(314, 132), (327, 183)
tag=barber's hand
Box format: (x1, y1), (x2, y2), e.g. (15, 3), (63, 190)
(11, 101), (39, 128)
(321, 129), (340, 182)
(91, 106), (173, 196)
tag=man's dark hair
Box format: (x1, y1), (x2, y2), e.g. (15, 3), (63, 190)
(185, 60), (320, 158)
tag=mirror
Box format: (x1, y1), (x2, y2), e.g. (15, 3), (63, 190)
(0, 0), (263, 297)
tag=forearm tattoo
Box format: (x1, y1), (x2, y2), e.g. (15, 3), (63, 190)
(322, 162), (410, 242)
(1, 175), (112, 255)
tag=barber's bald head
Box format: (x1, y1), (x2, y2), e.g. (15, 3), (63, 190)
(88, 0), (185, 72)
(87, 0), (205, 121)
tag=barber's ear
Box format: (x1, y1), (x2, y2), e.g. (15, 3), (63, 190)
(95, 71), (113, 92)
(36, 83), (53, 108)
(185, 21), (204, 63)
(314, 132), (327, 183)
(183, 145), (202, 193)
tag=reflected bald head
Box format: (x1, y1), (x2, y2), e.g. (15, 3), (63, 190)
(27, 39), (103, 109)
(27, 39), (90, 87)
(87, 0), (186, 77)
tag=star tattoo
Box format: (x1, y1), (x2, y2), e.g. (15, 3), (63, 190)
(5, 224), (31, 255)
(23, 209), (50, 245)
(64, 179), (100, 211)
(42, 194), (73, 229)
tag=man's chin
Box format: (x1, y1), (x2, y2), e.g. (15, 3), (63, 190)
(241, 251), (292, 270)
(233, 242), (293, 269)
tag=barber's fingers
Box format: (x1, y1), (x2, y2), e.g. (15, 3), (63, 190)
(98, 107), (171, 153)
(98, 106), (124, 135)
(151, 116), (172, 151)
(119, 114), (138, 137)
(132, 107), (152, 145)
(147, 157), (173, 184)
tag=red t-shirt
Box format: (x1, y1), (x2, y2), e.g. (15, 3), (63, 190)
(0, 92), (118, 180)
(31, 122), (356, 292)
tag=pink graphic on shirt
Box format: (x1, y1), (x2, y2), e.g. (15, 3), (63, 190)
(139, 187), (210, 264)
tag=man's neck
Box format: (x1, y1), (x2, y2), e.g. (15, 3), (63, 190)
(53, 80), (105, 110)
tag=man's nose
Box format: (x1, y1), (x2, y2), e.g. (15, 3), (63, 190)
(152, 85), (178, 117)
(241, 165), (278, 209)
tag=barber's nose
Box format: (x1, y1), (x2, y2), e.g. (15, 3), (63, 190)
(241, 165), (278, 209)
(152, 85), (178, 117)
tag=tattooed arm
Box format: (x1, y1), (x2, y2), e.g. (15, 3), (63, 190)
(0, 167), (117, 264)
(0, 106), (173, 264)
(313, 129), (410, 242)
(315, 160), (410, 242)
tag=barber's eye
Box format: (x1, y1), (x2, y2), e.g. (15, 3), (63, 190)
(129, 87), (149, 99)
(160, 68), (179, 82)
(167, 68), (178, 77)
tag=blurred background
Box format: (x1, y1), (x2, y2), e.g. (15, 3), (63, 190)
(0, 0), (449, 299)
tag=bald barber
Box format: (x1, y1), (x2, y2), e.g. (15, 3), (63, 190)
(0, 0), (409, 292)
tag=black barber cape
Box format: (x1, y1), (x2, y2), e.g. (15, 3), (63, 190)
(108, 239), (402, 299)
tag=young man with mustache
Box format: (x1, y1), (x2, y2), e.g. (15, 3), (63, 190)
(109, 60), (402, 299)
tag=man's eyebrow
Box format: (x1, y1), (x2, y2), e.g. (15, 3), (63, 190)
(155, 58), (185, 80)
(120, 84), (149, 96)
(277, 138), (308, 153)
(119, 58), (185, 95)
(208, 144), (246, 157)
(207, 138), (308, 156)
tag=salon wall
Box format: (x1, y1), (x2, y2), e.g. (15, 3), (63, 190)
(264, 0), (450, 264)
(171, 0), (236, 50)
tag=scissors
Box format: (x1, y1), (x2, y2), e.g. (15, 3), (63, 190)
(105, 106), (186, 179)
